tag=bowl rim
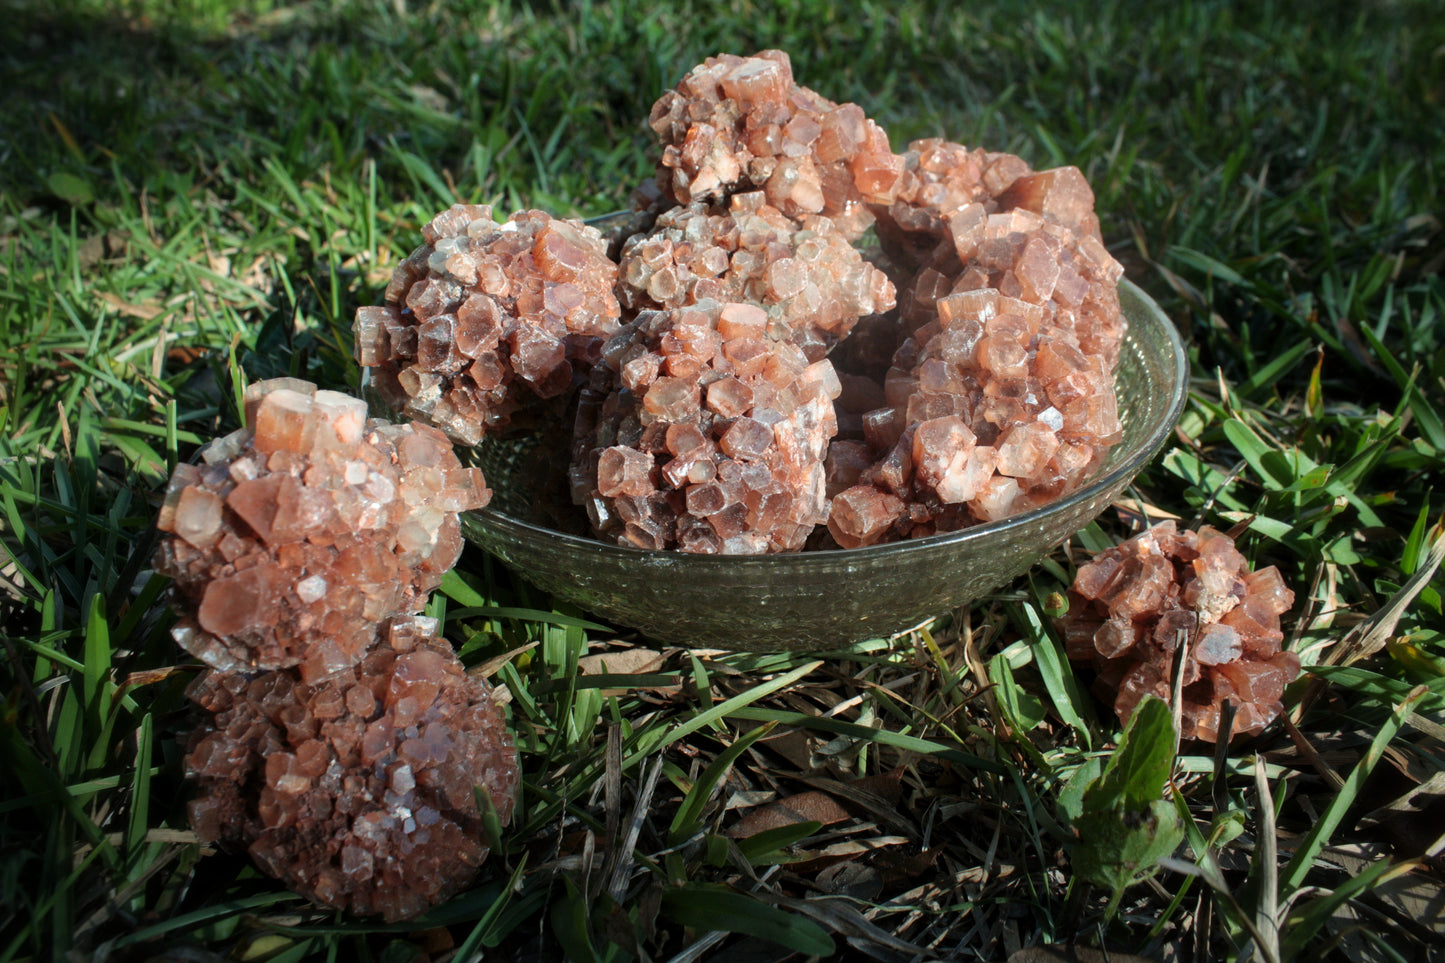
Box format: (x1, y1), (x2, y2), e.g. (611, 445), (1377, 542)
(469, 278), (1187, 568)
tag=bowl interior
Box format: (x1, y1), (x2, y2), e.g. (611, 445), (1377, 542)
(461, 279), (1187, 651)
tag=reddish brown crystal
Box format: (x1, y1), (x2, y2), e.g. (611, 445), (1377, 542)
(1059, 521), (1300, 741)
(827, 483), (904, 548)
(573, 299), (840, 553)
(356, 206), (621, 445)
(155, 379), (490, 680)
(877, 141), (1125, 363)
(184, 616), (520, 922)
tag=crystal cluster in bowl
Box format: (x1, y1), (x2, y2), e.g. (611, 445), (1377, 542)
(355, 208), (622, 447)
(460, 281), (1183, 651)
(353, 49), (1132, 557)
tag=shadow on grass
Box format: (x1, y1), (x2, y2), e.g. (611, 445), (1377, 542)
(0, 0), (672, 214)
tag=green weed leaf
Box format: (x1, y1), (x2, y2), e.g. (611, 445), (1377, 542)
(1072, 697), (1183, 909)
(47, 171), (94, 205)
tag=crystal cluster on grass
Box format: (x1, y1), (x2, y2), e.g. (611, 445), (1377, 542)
(155, 378), (490, 681)
(356, 205), (621, 446)
(184, 616), (520, 923)
(572, 298), (842, 552)
(156, 379), (519, 921)
(1060, 521), (1300, 742)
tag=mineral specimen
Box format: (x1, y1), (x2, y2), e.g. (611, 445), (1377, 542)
(875, 139), (1124, 360)
(345, 50), (1131, 556)
(160, 381), (520, 921)
(571, 298), (842, 552)
(616, 195), (896, 360)
(356, 205), (621, 446)
(647, 50), (904, 238)
(184, 615), (520, 922)
(823, 138), (1127, 544)
(155, 378), (490, 681)
(1060, 521), (1300, 741)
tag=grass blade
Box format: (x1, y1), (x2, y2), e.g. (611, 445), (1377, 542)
(668, 722), (775, 845)
(662, 883), (835, 957)
(626, 660), (823, 766)
(1280, 686), (1428, 893)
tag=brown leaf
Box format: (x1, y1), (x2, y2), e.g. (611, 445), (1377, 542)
(798, 772), (918, 837)
(97, 290), (163, 320)
(77, 230), (128, 270)
(874, 844), (942, 887)
(808, 835), (911, 859)
(1359, 769), (1445, 826)
(416, 927), (454, 954)
(727, 790), (850, 838)
(789, 835), (932, 881)
(757, 726), (819, 771)
(815, 859), (882, 899)
(850, 767), (906, 806)
(166, 345), (208, 364)
(469, 640), (539, 680)
(1112, 498), (1181, 524)
(1371, 869), (1445, 937)
(122, 666), (185, 689)
(577, 647), (667, 677)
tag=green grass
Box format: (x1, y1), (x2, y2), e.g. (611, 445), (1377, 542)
(2, 0), (1443, 959)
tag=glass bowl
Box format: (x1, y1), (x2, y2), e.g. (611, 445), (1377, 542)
(459, 279), (1187, 652)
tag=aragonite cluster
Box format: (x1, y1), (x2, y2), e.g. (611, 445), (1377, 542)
(356, 206), (622, 446)
(616, 196), (896, 361)
(571, 298), (842, 552)
(824, 142), (1126, 546)
(155, 379), (519, 921)
(184, 616), (519, 923)
(1060, 521), (1300, 742)
(155, 378), (488, 682)
(353, 49), (1129, 554)
(646, 50), (902, 237)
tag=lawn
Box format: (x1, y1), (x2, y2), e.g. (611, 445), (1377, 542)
(2, 0), (1443, 960)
